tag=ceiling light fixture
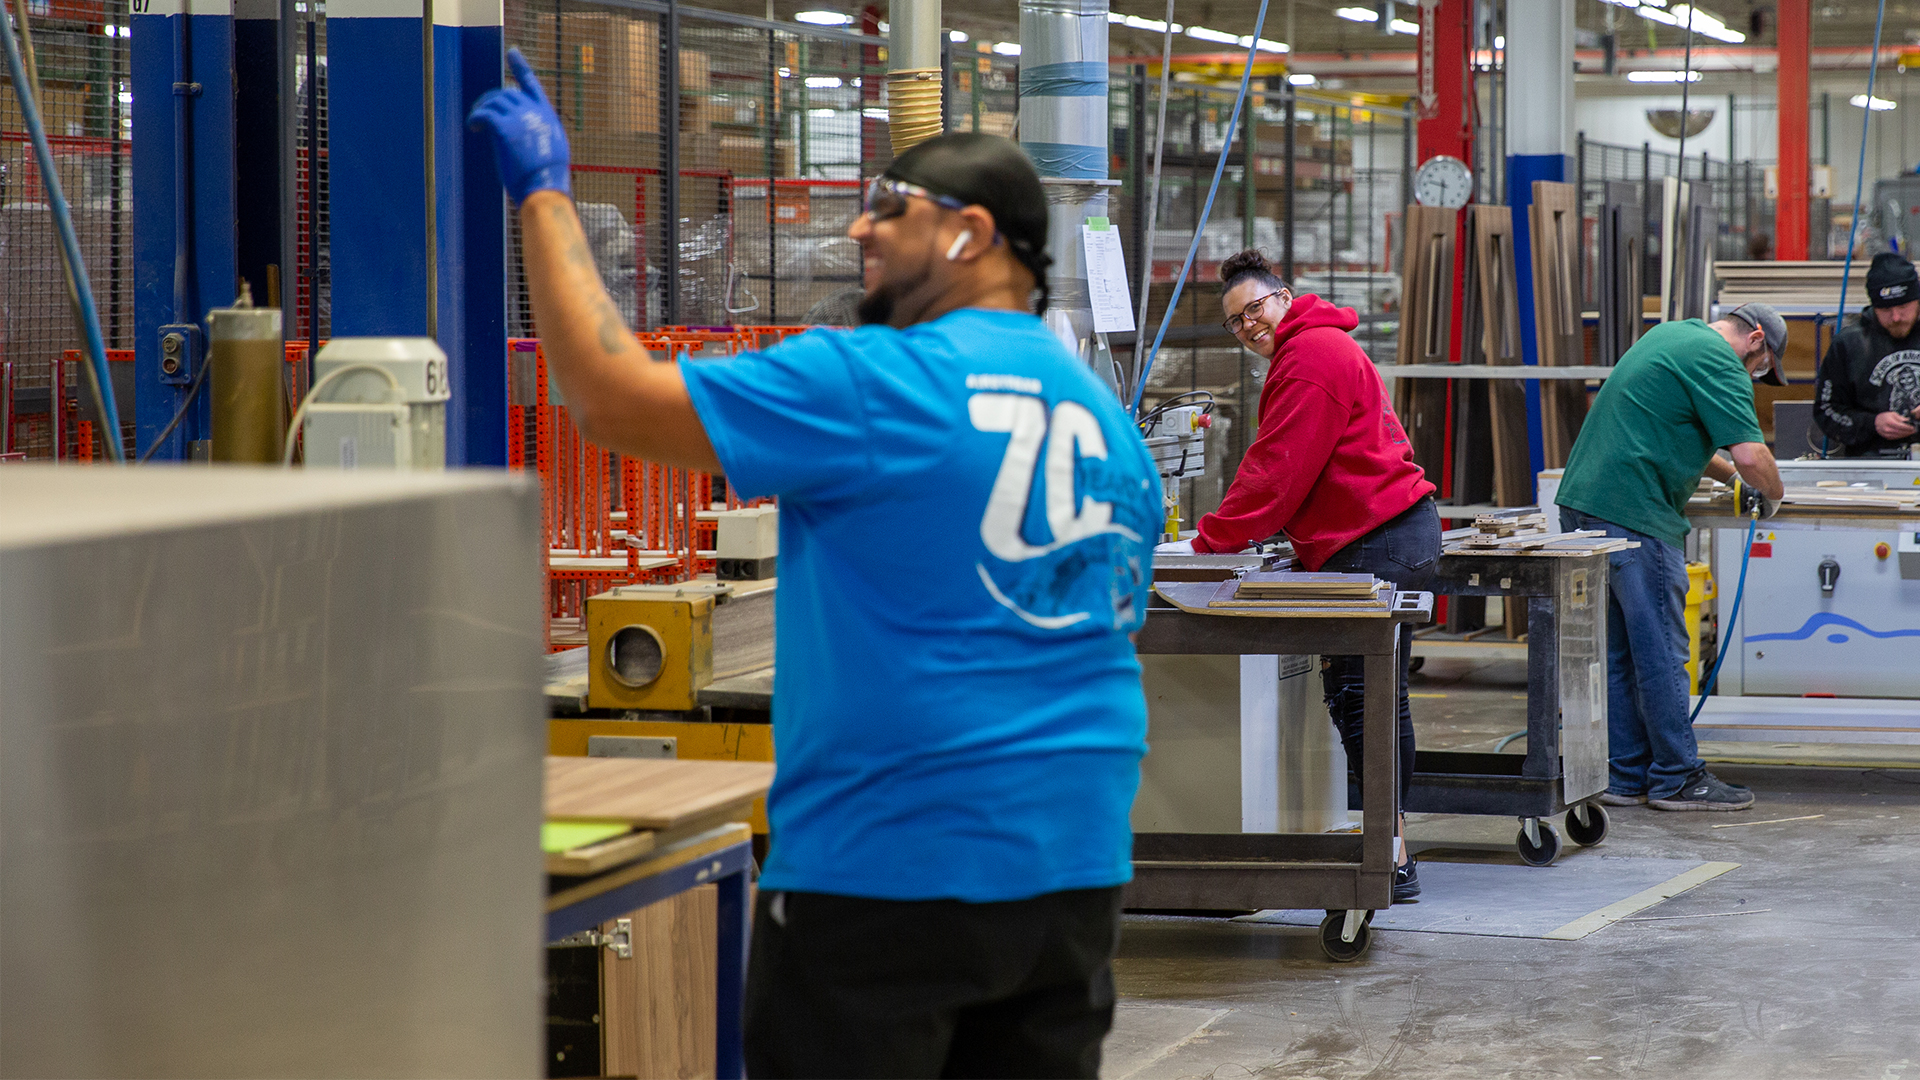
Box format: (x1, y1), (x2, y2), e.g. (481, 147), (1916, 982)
(949, 29), (968, 42)
(1289, 73), (1316, 86)
(794, 10), (851, 25)
(992, 41), (1021, 55)
(1850, 94), (1896, 110)
(1334, 7), (1379, 23)
(1387, 17), (1419, 33)
(1626, 69), (1703, 81)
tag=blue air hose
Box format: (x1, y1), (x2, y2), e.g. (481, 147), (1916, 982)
(1127, 0), (1271, 418)
(1689, 516), (1757, 724)
(2, 2), (125, 460)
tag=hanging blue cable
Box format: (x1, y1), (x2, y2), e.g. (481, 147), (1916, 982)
(1127, 0), (1272, 418)
(1690, 517), (1757, 723)
(1832, 0), (1888, 326)
(2, 0), (126, 461)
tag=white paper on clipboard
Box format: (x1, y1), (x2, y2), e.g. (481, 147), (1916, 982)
(1081, 225), (1136, 333)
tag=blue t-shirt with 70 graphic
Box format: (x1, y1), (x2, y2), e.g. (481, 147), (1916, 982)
(679, 307), (1161, 902)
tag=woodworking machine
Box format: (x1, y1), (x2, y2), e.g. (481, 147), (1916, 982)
(1694, 460), (1920, 743)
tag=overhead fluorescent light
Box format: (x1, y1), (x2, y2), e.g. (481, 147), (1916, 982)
(1637, 6), (1677, 24)
(949, 29), (968, 42)
(1186, 25), (1239, 43)
(1123, 15), (1182, 33)
(1334, 7), (1379, 22)
(1494, 34), (1504, 48)
(991, 41), (1021, 55)
(1850, 94), (1896, 110)
(1388, 17), (1419, 33)
(805, 76), (843, 88)
(1670, 4), (1746, 42)
(863, 107), (889, 120)
(794, 10), (851, 25)
(1288, 73), (1317, 86)
(1626, 69), (1702, 81)
(1239, 34), (1289, 52)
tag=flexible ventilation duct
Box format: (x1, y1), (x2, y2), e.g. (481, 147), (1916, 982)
(888, 0), (944, 155)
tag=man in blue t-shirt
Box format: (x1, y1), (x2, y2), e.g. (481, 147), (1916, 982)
(472, 51), (1160, 1078)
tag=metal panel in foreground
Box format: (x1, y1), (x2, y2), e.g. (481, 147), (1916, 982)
(0, 466), (545, 1078)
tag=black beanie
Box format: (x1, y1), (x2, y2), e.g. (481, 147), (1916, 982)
(884, 133), (1054, 313)
(1866, 251), (1918, 308)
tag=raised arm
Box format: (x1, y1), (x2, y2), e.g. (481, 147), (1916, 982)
(470, 50), (718, 470)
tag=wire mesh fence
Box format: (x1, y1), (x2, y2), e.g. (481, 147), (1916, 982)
(2, 1), (132, 459)
(501, 1), (889, 334)
(1574, 135), (1771, 311)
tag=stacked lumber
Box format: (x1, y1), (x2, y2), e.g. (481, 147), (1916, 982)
(1713, 261), (1872, 309)
(1442, 507), (1637, 555)
(1212, 571), (1389, 610)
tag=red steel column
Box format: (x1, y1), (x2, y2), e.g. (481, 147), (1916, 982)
(1776, 0), (1811, 260)
(1416, 0), (1473, 497)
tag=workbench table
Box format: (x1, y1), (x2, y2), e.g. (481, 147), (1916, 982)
(545, 755), (768, 1080)
(1130, 585), (1434, 961)
(1410, 547), (1613, 864)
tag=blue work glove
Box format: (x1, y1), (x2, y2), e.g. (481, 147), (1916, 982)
(467, 48), (571, 205)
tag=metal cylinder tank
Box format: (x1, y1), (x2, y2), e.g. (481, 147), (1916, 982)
(207, 299), (286, 464)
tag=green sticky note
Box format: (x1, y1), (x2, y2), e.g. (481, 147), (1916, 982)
(1087, 216), (1110, 229)
(542, 820), (633, 853)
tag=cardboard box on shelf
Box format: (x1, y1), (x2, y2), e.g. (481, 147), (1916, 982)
(717, 136), (797, 178)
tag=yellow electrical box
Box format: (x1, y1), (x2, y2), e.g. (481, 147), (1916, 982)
(586, 585), (716, 711)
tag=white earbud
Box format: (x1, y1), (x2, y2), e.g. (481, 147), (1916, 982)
(945, 230), (973, 261)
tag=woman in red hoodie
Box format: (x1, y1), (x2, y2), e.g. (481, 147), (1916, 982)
(1164, 249), (1439, 901)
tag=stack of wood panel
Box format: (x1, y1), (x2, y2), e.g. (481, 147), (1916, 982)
(1442, 508), (1639, 555)
(1212, 571), (1389, 611)
(1713, 261), (1872, 308)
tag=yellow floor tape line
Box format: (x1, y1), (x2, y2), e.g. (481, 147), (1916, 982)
(1544, 861), (1741, 940)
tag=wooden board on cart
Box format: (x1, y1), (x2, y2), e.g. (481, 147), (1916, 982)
(545, 756), (775, 826)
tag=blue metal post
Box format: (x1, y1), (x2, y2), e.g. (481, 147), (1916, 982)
(132, 0), (237, 460)
(330, 0), (505, 465)
(434, 0), (507, 466)
(1505, 0), (1574, 481)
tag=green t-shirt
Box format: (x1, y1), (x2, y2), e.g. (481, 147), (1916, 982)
(1557, 319), (1764, 548)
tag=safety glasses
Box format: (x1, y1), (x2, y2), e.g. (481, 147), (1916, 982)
(862, 176), (971, 222)
(1223, 291), (1285, 335)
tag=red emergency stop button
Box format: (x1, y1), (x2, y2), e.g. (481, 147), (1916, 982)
(1876, 542), (1891, 560)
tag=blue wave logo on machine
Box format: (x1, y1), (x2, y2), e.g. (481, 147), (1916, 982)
(967, 391), (1159, 632)
(1747, 612), (1920, 645)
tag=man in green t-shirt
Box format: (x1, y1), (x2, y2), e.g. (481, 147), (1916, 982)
(1556, 304), (1786, 812)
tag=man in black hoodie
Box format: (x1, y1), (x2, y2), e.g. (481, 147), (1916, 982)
(1813, 251), (1920, 456)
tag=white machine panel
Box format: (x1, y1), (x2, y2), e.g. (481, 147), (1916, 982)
(1722, 526), (1920, 698)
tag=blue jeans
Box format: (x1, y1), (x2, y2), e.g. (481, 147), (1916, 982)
(1559, 507), (1703, 799)
(1319, 497), (1441, 802)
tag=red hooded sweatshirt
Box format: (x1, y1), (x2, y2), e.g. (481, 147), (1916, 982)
(1192, 294), (1435, 570)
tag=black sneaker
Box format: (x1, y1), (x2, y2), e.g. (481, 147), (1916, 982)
(1392, 858), (1421, 902)
(1598, 790), (1648, 806)
(1649, 770), (1755, 812)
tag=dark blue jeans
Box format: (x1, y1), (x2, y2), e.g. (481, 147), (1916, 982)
(1319, 497), (1440, 802)
(1559, 507), (1704, 799)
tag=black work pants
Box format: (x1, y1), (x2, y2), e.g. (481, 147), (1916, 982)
(744, 885), (1123, 1079)
(1316, 496), (1441, 803)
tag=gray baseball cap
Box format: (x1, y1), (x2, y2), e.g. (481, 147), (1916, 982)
(1727, 302), (1788, 386)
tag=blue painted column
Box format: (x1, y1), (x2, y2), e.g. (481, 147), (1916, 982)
(1505, 0), (1574, 479)
(327, 0), (506, 465)
(434, 0), (507, 466)
(132, 0), (238, 460)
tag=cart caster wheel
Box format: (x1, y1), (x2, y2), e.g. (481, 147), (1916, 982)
(1516, 820), (1563, 866)
(1318, 912), (1373, 962)
(1409, 655), (1426, 674)
(1565, 802), (1609, 847)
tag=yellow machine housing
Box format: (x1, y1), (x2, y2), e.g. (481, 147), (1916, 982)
(586, 585), (717, 711)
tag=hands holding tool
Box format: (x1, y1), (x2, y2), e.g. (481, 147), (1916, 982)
(467, 49), (572, 205)
(1732, 476), (1779, 520)
(1874, 409), (1920, 441)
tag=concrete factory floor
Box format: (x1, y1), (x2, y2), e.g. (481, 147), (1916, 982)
(1103, 658), (1920, 1079)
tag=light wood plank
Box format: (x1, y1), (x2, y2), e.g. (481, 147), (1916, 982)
(546, 757), (775, 826)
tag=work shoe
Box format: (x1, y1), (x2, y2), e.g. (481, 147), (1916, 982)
(1649, 770), (1754, 812)
(1392, 858), (1421, 902)
(1598, 789), (1649, 806)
